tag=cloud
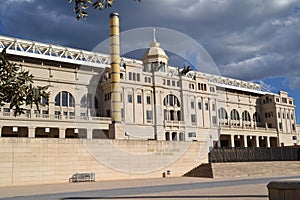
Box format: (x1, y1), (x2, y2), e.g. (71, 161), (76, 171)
(7, 0), (34, 3)
(0, 0), (300, 89)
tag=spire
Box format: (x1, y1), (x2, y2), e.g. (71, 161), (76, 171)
(150, 28), (160, 47)
(153, 28), (156, 42)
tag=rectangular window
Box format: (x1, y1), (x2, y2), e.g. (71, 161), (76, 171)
(128, 72), (132, 80)
(291, 114), (294, 120)
(292, 124), (295, 131)
(188, 132), (196, 138)
(191, 101), (195, 109)
(145, 77), (148, 83)
(137, 95), (142, 104)
(167, 80), (170, 86)
(276, 98), (279, 102)
(177, 81), (180, 87)
(282, 97), (287, 103)
(282, 113), (285, 119)
(278, 112), (280, 118)
(212, 116), (217, 125)
(210, 87), (215, 92)
(205, 103), (209, 110)
(198, 102), (202, 110)
(172, 81), (175, 86)
(279, 122), (282, 130)
(146, 96), (151, 104)
(133, 73), (136, 81)
(137, 73), (140, 81)
(128, 94), (132, 103)
(146, 110), (152, 121)
(289, 100), (293, 105)
(191, 114), (196, 123)
(212, 103), (216, 111)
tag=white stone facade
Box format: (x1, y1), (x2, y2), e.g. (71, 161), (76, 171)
(0, 35), (298, 147)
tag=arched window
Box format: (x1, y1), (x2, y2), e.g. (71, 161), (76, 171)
(242, 111), (251, 121)
(55, 91), (75, 107)
(253, 112), (261, 123)
(230, 109), (240, 120)
(218, 108), (228, 119)
(163, 94), (181, 121)
(164, 94), (180, 107)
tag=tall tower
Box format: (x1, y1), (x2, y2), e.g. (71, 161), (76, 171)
(109, 12), (122, 138)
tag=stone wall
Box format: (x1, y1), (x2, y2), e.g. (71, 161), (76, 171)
(0, 138), (207, 187)
(212, 161), (300, 178)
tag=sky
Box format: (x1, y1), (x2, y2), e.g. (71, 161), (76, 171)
(1, 0), (300, 122)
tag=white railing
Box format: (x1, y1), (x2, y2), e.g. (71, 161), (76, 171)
(164, 120), (185, 126)
(0, 111), (111, 122)
(0, 35), (110, 68)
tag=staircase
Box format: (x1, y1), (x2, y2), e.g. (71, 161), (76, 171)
(183, 163), (213, 178)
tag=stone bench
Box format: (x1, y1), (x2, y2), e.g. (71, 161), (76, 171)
(267, 180), (300, 200)
(69, 172), (95, 183)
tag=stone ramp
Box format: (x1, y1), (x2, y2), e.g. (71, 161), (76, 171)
(183, 163), (213, 178)
(183, 161), (300, 179)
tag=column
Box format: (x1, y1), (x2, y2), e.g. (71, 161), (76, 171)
(230, 134), (235, 147)
(267, 136), (271, 148)
(59, 128), (65, 138)
(49, 102), (55, 117)
(75, 103), (81, 120)
(28, 127), (35, 138)
(256, 136), (260, 147)
(244, 135), (248, 147)
(87, 129), (93, 139)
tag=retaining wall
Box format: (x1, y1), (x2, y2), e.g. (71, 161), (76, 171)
(0, 138), (207, 187)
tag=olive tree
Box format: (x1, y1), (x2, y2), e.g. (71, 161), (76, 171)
(0, 48), (49, 116)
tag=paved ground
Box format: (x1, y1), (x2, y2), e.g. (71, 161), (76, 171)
(0, 175), (300, 200)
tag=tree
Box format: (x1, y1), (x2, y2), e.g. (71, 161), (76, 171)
(0, 48), (49, 116)
(69, 0), (141, 20)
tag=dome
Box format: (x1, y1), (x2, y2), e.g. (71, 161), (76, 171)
(142, 28), (168, 63)
(143, 41), (167, 57)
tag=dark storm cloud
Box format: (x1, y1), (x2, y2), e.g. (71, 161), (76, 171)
(1, 0), (300, 87)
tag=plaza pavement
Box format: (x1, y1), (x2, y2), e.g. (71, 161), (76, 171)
(0, 175), (300, 200)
